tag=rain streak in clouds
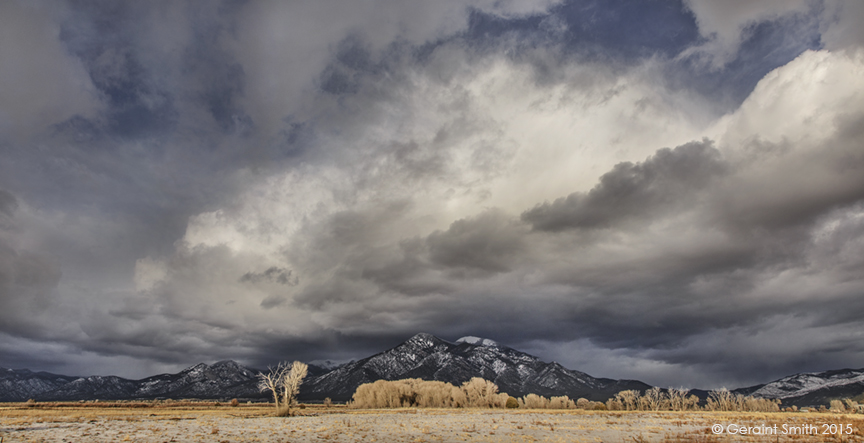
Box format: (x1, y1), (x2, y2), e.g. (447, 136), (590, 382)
(1, 0), (863, 389)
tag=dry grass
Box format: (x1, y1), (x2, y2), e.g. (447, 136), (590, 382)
(2, 403), (864, 442)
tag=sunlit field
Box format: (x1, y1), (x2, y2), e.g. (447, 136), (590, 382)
(3, 402), (864, 442)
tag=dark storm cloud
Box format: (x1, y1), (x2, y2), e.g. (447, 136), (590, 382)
(0, 189), (17, 228)
(427, 209), (526, 275)
(0, 190), (62, 336)
(2, 0), (863, 390)
(312, 128), (863, 386)
(360, 242), (454, 297)
(529, 151), (864, 386)
(522, 140), (725, 231)
(0, 1), (277, 291)
(55, 1), (255, 139)
(240, 267), (298, 286)
(318, 37), (377, 96)
(58, 3), (174, 138)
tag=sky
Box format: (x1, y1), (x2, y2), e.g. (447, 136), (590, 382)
(1, 0), (863, 390)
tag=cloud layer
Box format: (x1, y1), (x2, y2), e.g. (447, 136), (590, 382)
(1, 0), (863, 389)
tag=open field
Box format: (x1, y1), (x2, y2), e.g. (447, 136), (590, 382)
(2, 403), (864, 442)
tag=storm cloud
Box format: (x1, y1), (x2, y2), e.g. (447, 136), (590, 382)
(1, 0), (863, 389)
(521, 140), (727, 231)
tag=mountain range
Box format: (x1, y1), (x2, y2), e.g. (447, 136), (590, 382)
(2, 333), (862, 408)
(733, 368), (864, 408)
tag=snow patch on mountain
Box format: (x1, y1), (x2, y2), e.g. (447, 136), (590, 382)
(456, 336), (499, 347)
(751, 369), (864, 399)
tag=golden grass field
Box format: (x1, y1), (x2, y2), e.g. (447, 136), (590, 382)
(2, 402), (864, 442)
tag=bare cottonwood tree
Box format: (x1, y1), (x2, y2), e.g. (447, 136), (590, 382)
(257, 361), (308, 416)
(706, 388), (735, 411)
(258, 362), (288, 411)
(462, 377), (503, 408)
(615, 390), (639, 411)
(521, 393), (549, 409)
(280, 361), (308, 416)
(668, 387), (689, 411)
(640, 387), (665, 411)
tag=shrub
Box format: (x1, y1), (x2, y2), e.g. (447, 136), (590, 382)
(462, 378), (503, 408)
(323, 397), (333, 407)
(521, 393), (548, 409)
(549, 396), (575, 409)
(605, 398), (622, 410)
(230, 398), (240, 407)
(576, 398), (590, 409)
(506, 397), (519, 409)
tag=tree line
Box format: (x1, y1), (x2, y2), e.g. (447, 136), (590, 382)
(259, 363), (855, 414)
(347, 379), (786, 412)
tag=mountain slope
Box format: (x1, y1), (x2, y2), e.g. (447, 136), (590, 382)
(0, 368), (78, 402)
(302, 333), (649, 401)
(31, 361), (267, 401)
(735, 368), (864, 407)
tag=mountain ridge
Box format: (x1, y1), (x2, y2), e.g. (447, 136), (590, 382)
(732, 367), (864, 407)
(2, 333), (862, 407)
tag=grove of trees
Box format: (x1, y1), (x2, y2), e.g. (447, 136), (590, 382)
(348, 378), (793, 412)
(349, 378), (509, 408)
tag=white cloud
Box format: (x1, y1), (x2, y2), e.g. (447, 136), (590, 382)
(711, 50), (864, 147)
(135, 44), (715, 352)
(234, 0), (561, 140)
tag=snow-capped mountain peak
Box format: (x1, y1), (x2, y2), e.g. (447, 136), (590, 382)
(302, 333), (647, 402)
(456, 336), (499, 347)
(405, 332), (447, 348)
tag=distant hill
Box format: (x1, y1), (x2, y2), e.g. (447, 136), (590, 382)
(2, 333), (863, 408)
(0, 368), (77, 401)
(0, 361), (266, 402)
(733, 368), (864, 408)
